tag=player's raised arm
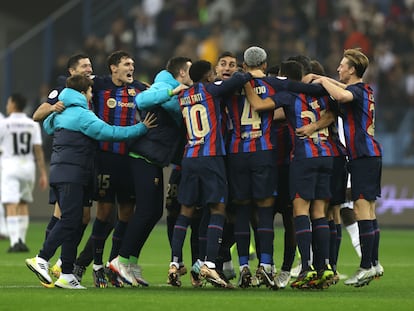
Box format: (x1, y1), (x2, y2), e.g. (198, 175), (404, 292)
(32, 101), (65, 122)
(244, 81), (275, 112)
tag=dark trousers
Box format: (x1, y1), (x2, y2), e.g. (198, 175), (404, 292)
(119, 157), (164, 260)
(39, 183), (84, 274)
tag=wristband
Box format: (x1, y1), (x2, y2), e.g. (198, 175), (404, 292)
(168, 89), (174, 96)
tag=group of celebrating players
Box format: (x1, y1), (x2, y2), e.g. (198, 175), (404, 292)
(19, 44), (383, 290)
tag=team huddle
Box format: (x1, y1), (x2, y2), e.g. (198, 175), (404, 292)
(2, 45), (383, 290)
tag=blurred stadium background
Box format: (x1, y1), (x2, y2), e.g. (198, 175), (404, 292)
(0, 0), (413, 227)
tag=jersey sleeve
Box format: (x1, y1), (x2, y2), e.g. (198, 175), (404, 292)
(46, 88), (61, 105)
(270, 92), (290, 109)
(345, 84), (362, 104)
(32, 122), (43, 145)
(207, 72), (252, 97)
(286, 81), (327, 97)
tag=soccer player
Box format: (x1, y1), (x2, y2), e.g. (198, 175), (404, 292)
(169, 60), (252, 288)
(223, 47), (277, 289)
(0, 112), (9, 240)
(313, 48), (383, 287)
(269, 64), (296, 289)
(295, 58), (347, 283)
(109, 56), (192, 287)
(86, 50), (149, 288)
(0, 94), (48, 252)
(166, 52), (240, 287)
(214, 51), (239, 283)
(244, 59), (335, 290)
(25, 74), (156, 289)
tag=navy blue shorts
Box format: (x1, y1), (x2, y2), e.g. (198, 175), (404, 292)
(274, 164), (291, 213)
(348, 157), (382, 201)
(289, 157), (333, 201)
(178, 156), (228, 207)
(94, 151), (135, 204)
(330, 156), (348, 206)
(227, 150), (276, 201)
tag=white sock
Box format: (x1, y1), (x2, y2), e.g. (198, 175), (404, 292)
(55, 258), (62, 267)
(345, 222), (362, 258)
(6, 216), (19, 246)
(259, 263), (272, 273)
(18, 215), (29, 243)
(204, 261), (216, 269)
(93, 264), (104, 271)
(239, 264), (249, 272)
(0, 204), (8, 236)
(223, 260), (234, 271)
(169, 262), (179, 269)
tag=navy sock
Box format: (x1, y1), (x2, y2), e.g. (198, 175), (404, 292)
(198, 208), (210, 261)
(312, 217), (330, 271)
(92, 218), (109, 265)
(252, 225), (260, 262)
(328, 220), (337, 271)
(372, 219), (380, 266)
(75, 235), (93, 267)
(335, 223), (342, 271)
(281, 210), (296, 271)
(45, 216), (59, 240)
(219, 221), (234, 262)
(281, 230), (296, 271)
(358, 220), (374, 269)
(257, 206), (274, 265)
(234, 204), (252, 266)
(190, 213), (201, 265)
(294, 215), (312, 271)
(205, 214), (225, 263)
(166, 214), (177, 248)
(171, 215), (191, 263)
(109, 220), (128, 262)
(216, 221), (234, 271)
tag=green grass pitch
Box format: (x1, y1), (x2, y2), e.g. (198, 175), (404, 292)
(0, 222), (413, 311)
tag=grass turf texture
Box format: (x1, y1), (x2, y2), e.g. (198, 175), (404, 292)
(0, 222), (413, 311)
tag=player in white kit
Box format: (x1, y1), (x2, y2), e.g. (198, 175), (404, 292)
(0, 111), (8, 240)
(0, 93), (48, 252)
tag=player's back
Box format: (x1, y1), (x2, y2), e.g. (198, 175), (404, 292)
(274, 91), (332, 160)
(179, 82), (226, 158)
(0, 112), (42, 162)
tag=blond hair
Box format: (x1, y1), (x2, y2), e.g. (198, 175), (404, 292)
(343, 48), (369, 78)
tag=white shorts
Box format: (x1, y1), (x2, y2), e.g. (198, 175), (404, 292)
(1, 159), (35, 204)
(340, 201), (354, 209)
(340, 172), (353, 209)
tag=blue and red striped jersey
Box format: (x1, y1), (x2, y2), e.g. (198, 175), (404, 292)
(326, 100), (347, 157)
(340, 83), (382, 159)
(224, 78), (275, 153)
(272, 91), (333, 160)
(179, 72), (252, 158)
(92, 76), (147, 155)
(327, 122), (347, 157)
(179, 82), (226, 157)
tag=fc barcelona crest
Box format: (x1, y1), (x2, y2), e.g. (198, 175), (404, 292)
(128, 88), (136, 96)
